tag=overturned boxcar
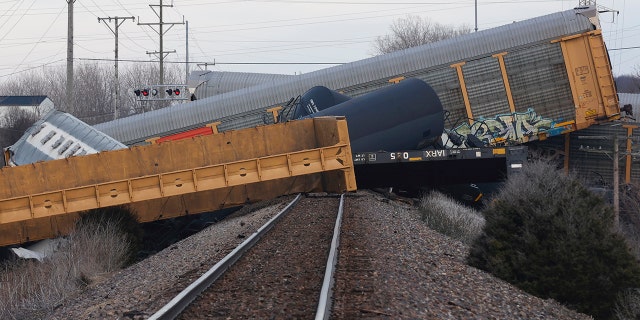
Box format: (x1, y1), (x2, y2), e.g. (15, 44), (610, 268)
(95, 6), (618, 150)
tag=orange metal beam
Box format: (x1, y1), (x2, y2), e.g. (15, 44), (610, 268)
(0, 117), (356, 246)
(492, 52), (516, 114)
(564, 133), (570, 175)
(450, 62), (473, 124)
(623, 124), (638, 184)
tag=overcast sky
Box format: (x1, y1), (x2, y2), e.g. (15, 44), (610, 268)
(0, 0), (638, 85)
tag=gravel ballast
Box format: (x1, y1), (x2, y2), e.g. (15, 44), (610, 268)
(45, 191), (590, 319)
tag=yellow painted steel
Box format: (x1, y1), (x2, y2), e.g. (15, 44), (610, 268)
(0, 117), (356, 246)
(556, 30), (620, 130)
(564, 133), (570, 175)
(450, 62), (473, 124)
(388, 76), (405, 84)
(587, 31), (619, 118)
(623, 124), (638, 184)
(205, 121), (222, 134)
(492, 148), (506, 155)
(266, 107), (283, 123)
(492, 52), (516, 114)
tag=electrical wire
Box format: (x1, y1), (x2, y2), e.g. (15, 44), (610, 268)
(10, 3), (65, 75)
(76, 57), (344, 65)
(0, 59), (66, 79)
(2, 0), (640, 79)
(0, 0), (36, 43)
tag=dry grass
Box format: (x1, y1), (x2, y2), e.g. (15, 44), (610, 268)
(418, 190), (485, 244)
(0, 207), (138, 319)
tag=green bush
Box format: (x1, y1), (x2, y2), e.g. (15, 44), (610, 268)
(467, 160), (640, 319)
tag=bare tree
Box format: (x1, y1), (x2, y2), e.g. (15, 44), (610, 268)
(374, 15), (471, 55)
(616, 74), (640, 93)
(0, 62), (185, 125)
(0, 107), (39, 149)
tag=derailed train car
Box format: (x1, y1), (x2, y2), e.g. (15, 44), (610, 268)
(293, 78), (445, 153)
(94, 6), (619, 149)
(289, 79), (527, 196)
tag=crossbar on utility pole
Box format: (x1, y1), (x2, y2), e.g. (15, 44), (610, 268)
(138, 0), (184, 87)
(98, 16), (135, 120)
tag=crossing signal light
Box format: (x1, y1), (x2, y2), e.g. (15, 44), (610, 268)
(134, 89), (149, 97)
(151, 88), (158, 96)
(165, 88), (181, 96)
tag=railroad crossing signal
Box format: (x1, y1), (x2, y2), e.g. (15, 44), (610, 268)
(134, 88), (150, 97)
(134, 85), (188, 101)
(165, 88), (181, 96)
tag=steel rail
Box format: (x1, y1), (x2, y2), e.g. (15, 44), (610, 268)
(148, 193), (303, 320)
(315, 193), (345, 320)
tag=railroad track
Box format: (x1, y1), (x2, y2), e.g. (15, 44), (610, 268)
(149, 193), (345, 320)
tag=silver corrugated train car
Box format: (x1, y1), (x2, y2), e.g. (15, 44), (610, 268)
(95, 6), (619, 151)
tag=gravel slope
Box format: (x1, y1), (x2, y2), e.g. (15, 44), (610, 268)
(44, 191), (591, 319)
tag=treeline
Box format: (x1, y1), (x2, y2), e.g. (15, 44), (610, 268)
(0, 62), (184, 148)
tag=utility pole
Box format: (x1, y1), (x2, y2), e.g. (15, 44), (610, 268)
(474, 0), (478, 32)
(98, 16), (135, 120)
(66, 0), (75, 114)
(578, 133), (626, 229)
(138, 0), (184, 86)
(185, 20), (189, 84)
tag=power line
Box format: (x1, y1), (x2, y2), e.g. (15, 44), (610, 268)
(0, 59), (66, 79)
(11, 4), (66, 75)
(76, 57), (345, 65)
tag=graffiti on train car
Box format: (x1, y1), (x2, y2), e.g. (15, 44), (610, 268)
(442, 108), (562, 148)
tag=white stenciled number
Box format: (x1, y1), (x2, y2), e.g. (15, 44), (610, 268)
(390, 152), (409, 160)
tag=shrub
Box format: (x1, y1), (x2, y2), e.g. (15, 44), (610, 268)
(0, 206), (141, 319)
(419, 190), (485, 244)
(467, 160), (640, 319)
(70, 206), (142, 271)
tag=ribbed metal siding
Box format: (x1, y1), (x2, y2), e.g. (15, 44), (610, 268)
(196, 72), (294, 98)
(569, 124), (631, 185)
(415, 67), (467, 128)
(532, 122), (640, 186)
(464, 57), (510, 120)
(8, 110), (126, 164)
(505, 42), (574, 121)
(95, 8), (597, 145)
